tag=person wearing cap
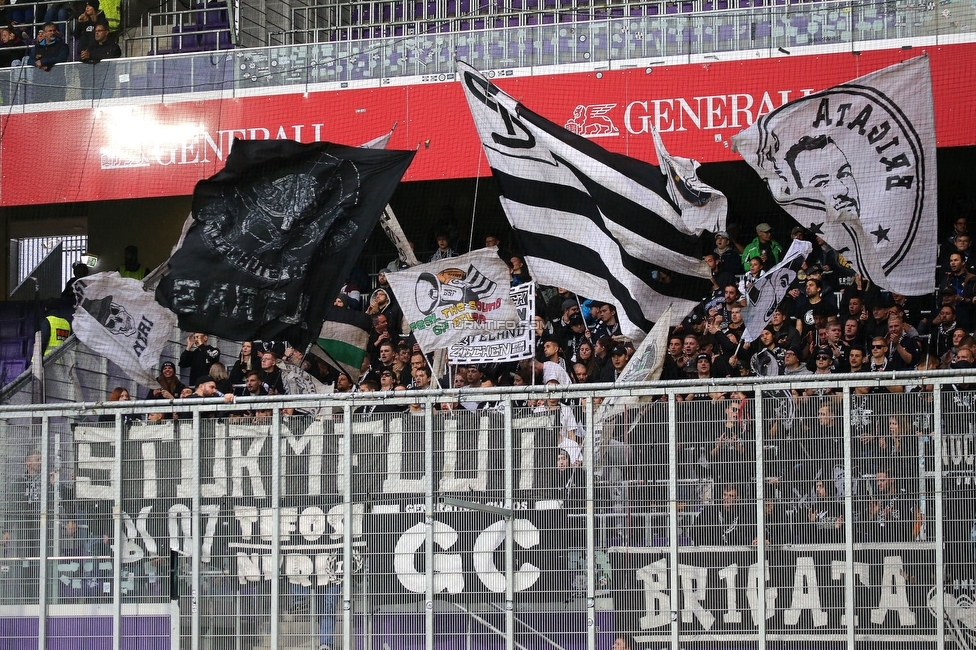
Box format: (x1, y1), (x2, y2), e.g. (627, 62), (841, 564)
(148, 361), (185, 398)
(863, 299), (893, 342)
(713, 230), (740, 277)
(543, 287), (575, 321)
(74, 0), (108, 52)
(684, 353), (726, 401)
(808, 346), (836, 383)
(562, 313), (589, 362)
(783, 346), (811, 376)
(549, 297), (580, 342)
(606, 345), (629, 381)
(741, 222), (783, 272)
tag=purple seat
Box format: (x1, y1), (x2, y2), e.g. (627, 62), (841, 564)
(173, 24), (201, 52)
(1, 359), (27, 384)
(0, 320), (23, 339)
(0, 338), (25, 360)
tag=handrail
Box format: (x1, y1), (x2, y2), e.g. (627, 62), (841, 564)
(450, 602), (532, 650)
(489, 602), (568, 650)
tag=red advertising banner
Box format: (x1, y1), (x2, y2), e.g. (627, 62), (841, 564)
(2, 44), (974, 206)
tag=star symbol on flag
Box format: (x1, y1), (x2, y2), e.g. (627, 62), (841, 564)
(808, 222), (824, 235)
(871, 225), (891, 242)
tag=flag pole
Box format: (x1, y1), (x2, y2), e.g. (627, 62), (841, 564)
(315, 344), (356, 386)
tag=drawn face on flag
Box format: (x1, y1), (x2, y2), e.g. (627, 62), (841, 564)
(784, 135), (860, 217)
(750, 85), (928, 288)
(747, 265), (797, 322)
(79, 294), (136, 337)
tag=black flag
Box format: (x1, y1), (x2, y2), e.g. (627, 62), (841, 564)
(156, 139), (414, 348)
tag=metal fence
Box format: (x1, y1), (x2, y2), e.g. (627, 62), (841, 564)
(1, 0), (972, 107)
(1, 372), (973, 649)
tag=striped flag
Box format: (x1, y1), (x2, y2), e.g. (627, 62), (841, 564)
(311, 306), (372, 381)
(651, 128), (727, 236)
(459, 62), (714, 343)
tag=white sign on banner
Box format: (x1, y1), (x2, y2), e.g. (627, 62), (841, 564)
(385, 247), (520, 352)
(449, 282), (535, 364)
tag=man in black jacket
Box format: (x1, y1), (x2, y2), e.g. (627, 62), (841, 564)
(179, 333), (221, 382)
(80, 23), (120, 63)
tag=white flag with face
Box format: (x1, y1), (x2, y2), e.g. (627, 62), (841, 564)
(740, 239), (813, 342)
(732, 56), (937, 296)
(73, 272), (178, 387)
(384, 247), (520, 351)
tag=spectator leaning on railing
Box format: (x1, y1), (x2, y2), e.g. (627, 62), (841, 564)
(80, 22), (119, 62)
(31, 22), (68, 70)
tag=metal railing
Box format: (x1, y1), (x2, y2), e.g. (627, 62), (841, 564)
(0, 371), (972, 648)
(0, 0), (970, 107)
(126, 2), (235, 57)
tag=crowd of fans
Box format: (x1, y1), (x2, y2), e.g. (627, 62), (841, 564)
(0, 0), (120, 69)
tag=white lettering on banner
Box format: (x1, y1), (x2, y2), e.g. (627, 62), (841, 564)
(636, 559), (670, 629)
(394, 520), (464, 594)
(73, 416), (549, 501)
(784, 556), (828, 627)
(872, 556), (916, 626)
(679, 564), (715, 629)
(623, 90), (814, 134)
(634, 556), (922, 634)
(746, 560), (777, 625)
(471, 519), (541, 593)
(394, 519), (542, 594)
(830, 560), (870, 626)
(101, 123), (343, 170)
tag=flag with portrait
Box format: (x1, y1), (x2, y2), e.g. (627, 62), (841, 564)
(732, 56), (937, 296)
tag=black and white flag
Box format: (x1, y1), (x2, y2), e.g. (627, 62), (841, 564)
(385, 247), (519, 351)
(741, 239), (813, 341)
(73, 272), (178, 387)
(459, 62), (712, 343)
(651, 129), (728, 236)
(732, 56), (937, 296)
(155, 139), (414, 349)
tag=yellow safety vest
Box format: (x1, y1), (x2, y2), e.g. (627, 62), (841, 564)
(101, 0), (121, 30)
(118, 266), (147, 280)
(45, 315), (71, 355)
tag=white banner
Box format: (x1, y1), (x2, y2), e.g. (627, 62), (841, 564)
(449, 282), (535, 364)
(732, 56), (937, 296)
(72, 272), (178, 387)
(385, 248), (519, 351)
